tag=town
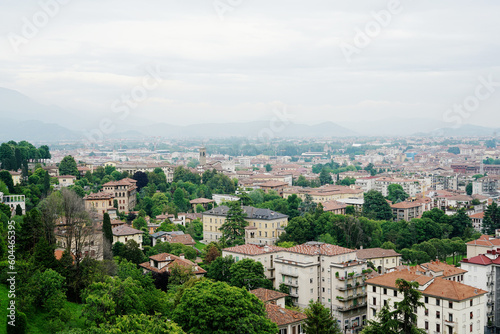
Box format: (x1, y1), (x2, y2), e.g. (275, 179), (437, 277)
(1, 136), (500, 333)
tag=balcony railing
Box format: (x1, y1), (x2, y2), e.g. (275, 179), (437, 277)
(280, 271), (299, 278)
(337, 302), (367, 311)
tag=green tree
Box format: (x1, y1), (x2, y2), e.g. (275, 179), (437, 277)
(319, 168), (332, 185)
(121, 240), (145, 264)
(229, 258), (271, 290)
(59, 155), (79, 177)
(103, 213), (113, 260)
(363, 190), (393, 221)
(447, 147), (460, 155)
(206, 255), (235, 283)
(98, 314), (185, 333)
(220, 202), (248, 246)
(303, 300), (341, 334)
(483, 202), (500, 235)
(172, 280), (278, 334)
(362, 279), (425, 334)
(0, 170), (14, 193)
(466, 183), (473, 195)
(173, 188), (188, 212)
(386, 184), (409, 203)
(264, 164), (272, 172)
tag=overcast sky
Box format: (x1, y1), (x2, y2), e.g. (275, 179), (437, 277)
(1, 0), (499, 128)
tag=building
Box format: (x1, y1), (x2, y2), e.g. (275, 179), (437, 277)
(222, 244), (285, 284)
(212, 194), (240, 205)
(283, 185), (364, 204)
(8, 171), (21, 186)
(139, 253), (206, 277)
(151, 231), (196, 247)
(259, 181), (289, 197)
(54, 219), (103, 260)
(189, 198), (215, 211)
(199, 147), (207, 166)
(462, 250), (500, 331)
(472, 177), (499, 195)
(321, 200), (348, 215)
(84, 192), (115, 215)
(202, 205), (288, 245)
(356, 248), (402, 274)
(112, 224), (144, 250)
(407, 260), (467, 282)
(101, 178), (137, 213)
(274, 242), (371, 333)
(366, 270), (487, 334)
(470, 212), (485, 232)
(391, 201), (423, 221)
(250, 288), (307, 334)
(466, 234), (500, 258)
(374, 177), (420, 197)
(55, 175), (76, 187)
(0, 192), (25, 215)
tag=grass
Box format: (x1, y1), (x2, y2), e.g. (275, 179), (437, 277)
(195, 241), (206, 250)
(446, 254), (466, 266)
(0, 283), (86, 334)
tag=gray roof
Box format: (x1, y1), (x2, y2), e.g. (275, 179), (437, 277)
(151, 231), (185, 238)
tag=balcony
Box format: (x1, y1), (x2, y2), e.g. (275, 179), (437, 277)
(289, 292), (299, 298)
(337, 282), (365, 291)
(337, 302), (367, 311)
(280, 271), (299, 278)
(444, 320), (457, 327)
(283, 281), (299, 287)
(338, 293), (367, 302)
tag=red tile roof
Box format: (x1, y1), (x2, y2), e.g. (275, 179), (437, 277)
(223, 244), (285, 256)
(264, 303), (307, 326)
(250, 288), (288, 302)
(287, 242), (355, 256)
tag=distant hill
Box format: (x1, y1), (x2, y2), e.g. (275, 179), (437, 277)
(0, 118), (80, 141)
(415, 124), (500, 137)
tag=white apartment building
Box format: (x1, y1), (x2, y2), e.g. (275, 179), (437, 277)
(0, 192), (26, 215)
(367, 270), (487, 334)
(274, 242), (371, 333)
(374, 177), (420, 197)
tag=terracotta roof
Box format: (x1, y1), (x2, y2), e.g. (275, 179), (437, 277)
(466, 235), (500, 247)
(165, 233), (196, 246)
(366, 270), (487, 301)
(390, 201), (422, 209)
(321, 200), (347, 212)
(139, 253), (206, 275)
(357, 248), (401, 259)
(223, 244), (285, 256)
(287, 242), (355, 256)
(264, 303), (307, 326)
(418, 260), (466, 277)
(462, 254), (496, 266)
(250, 288), (288, 302)
(448, 195), (473, 201)
(259, 181), (289, 187)
(112, 224), (144, 236)
(84, 192), (114, 200)
(470, 212), (484, 219)
(56, 175), (76, 179)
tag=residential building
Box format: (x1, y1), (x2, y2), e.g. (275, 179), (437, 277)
(101, 178), (137, 213)
(374, 177), (420, 197)
(250, 288), (307, 334)
(466, 234), (500, 258)
(0, 192), (25, 215)
(202, 205), (288, 245)
(283, 185), (364, 203)
(151, 231), (195, 247)
(470, 212), (485, 232)
(139, 253), (206, 278)
(189, 198), (215, 211)
(259, 180), (289, 197)
(356, 248), (401, 274)
(55, 175), (76, 187)
(54, 219), (103, 260)
(462, 250), (500, 331)
(212, 194), (240, 205)
(472, 177), (499, 195)
(8, 171), (21, 186)
(84, 192), (115, 215)
(222, 244), (285, 284)
(391, 201), (423, 221)
(274, 242), (371, 333)
(367, 270), (487, 334)
(322, 200), (347, 215)
(112, 224), (144, 250)
(407, 260), (467, 282)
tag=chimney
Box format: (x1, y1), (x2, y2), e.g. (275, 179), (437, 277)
(180, 253), (185, 260)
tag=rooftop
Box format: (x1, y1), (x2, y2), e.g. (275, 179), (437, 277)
(357, 248), (401, 259)
(223, 244), (285, 256)
(112, 224), (144, 236)
(286, 242), (355, 256)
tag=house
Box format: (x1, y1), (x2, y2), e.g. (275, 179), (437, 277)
(212, 194), (240, 205)
(250, 288), (307, 334)
(139, 253), (206, 277)
(222, 244), (285, 284)
(321, 200), (347, 214)
(189, 198), (215, 211)
(403, 260), (467, 282)
(84, 192), (114, 215)
(356, 248), (401, 274)
(366, 270), (487, 334)
(470, 212), (485, 232)
(101, 178), (137, 213)
(274, 241), (372, 332)
(202, 205), (288, 245)
(150, 231), (196, 247)
(0, 192), (25, 215)
(466, 233), (500, 258)
(259, 180), (289, 197)
(112, 225), (144, 250)
(391, 201), (423, 221)
(8, 171), (21, 186)
(54, 219), (103, 260)
(56, 175), (76, 187)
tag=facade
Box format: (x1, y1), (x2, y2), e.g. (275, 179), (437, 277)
(212, 194), (240, 205)
(366, 270), (487, 334)
(150, 231), (195, 247)
(470, 212), (485, 232)
(374, 177), (420, 197)
(202, 205), (288, 245)
(222, 244), (285, 284)
(55, 175), (76, 187)
(112, 225), (144, 250)
(84, 192), (115, 215)
(466, 235), (500, 258)
(8, 171), (21, 186)
(356, 248), (402, 274)
(0, 192), (26, 215)
(391, 201), (423, 221)
(283, 185), (364, 203)
(322, 200), (348, 215)
(472, 177), (499, 195)
(101, 178), (137, 213)
(274, 242), (371, 333)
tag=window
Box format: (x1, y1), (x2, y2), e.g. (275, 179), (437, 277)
(424, 309), (429, 316)
(436, 298), (440, 306)
(310, 278), (313, 283)
(470, 300), (473, 307)
(470, 311), (473, 319)
(470, 324), (473, 332)
(448, 314), (453, 322)
(424, 296), (428, 303)
(310, 289), (313, 294)
(372, 286), (376, 293)
(425, 322), (428, 330)
(436, 311), (440, 319)
(373, 297), (376, 305)
(384, 300), (387, 306)
(393, 290), (397, 297)
(449, 301), (453, 309)
(436, 324), (440, 333)
(322, 288), (325, 292)
(383, 288), (387, 295)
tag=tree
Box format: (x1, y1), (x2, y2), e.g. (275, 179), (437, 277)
(15, 204), (23, 216)
(0, 170), (14, 193)
(362, 279), (425, 334)
(319, 168), (332, 185)
(203, 242), (221, 264)
(206, 255), (235, 283)
(386, 184), (409, 203)
(483, 202), (500, 235)
(121, 240), (145, 264)
(220, 202), (248, 247)
(173, 188), (188, 212)
(447, 147), (460, 155)
(229, 258), (271, 290)
(303, 300), (341, 334)
(264, 164), (272, 172)
(466, 183), (473, 195)
(133, 171), (148, 191)
(59, 155), (79, 176)
(102, 213), (113, 260)
(172, 280), (278, 334)
(98, 314), (185, 333)
(363, 190), (393, 221)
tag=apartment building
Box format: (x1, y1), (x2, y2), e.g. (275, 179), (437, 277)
(356, 248), (401, 274)
(283, 185), (364, 203)
(274, 242), (371, 333)
(466, 234), (500, 258)
(472, 177), (499, 195)
(462, 250), (500, 331)
(222, 244), (285, 284)
(367, 270), (487, 334)
(391, 201), (423, 221)
(374, 177), (420, 197)
(202, 205), (288, 245)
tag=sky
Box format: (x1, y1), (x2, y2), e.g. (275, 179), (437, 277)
(0, 0), (499, 129)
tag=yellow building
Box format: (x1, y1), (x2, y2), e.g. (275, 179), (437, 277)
(84, 192), (114, 215)
(112, 225), (144, 250)
(202, 205), (288, 245)
(9, 171), (22, 186)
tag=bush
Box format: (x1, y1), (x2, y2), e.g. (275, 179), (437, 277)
(7, 311), (27, 334)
